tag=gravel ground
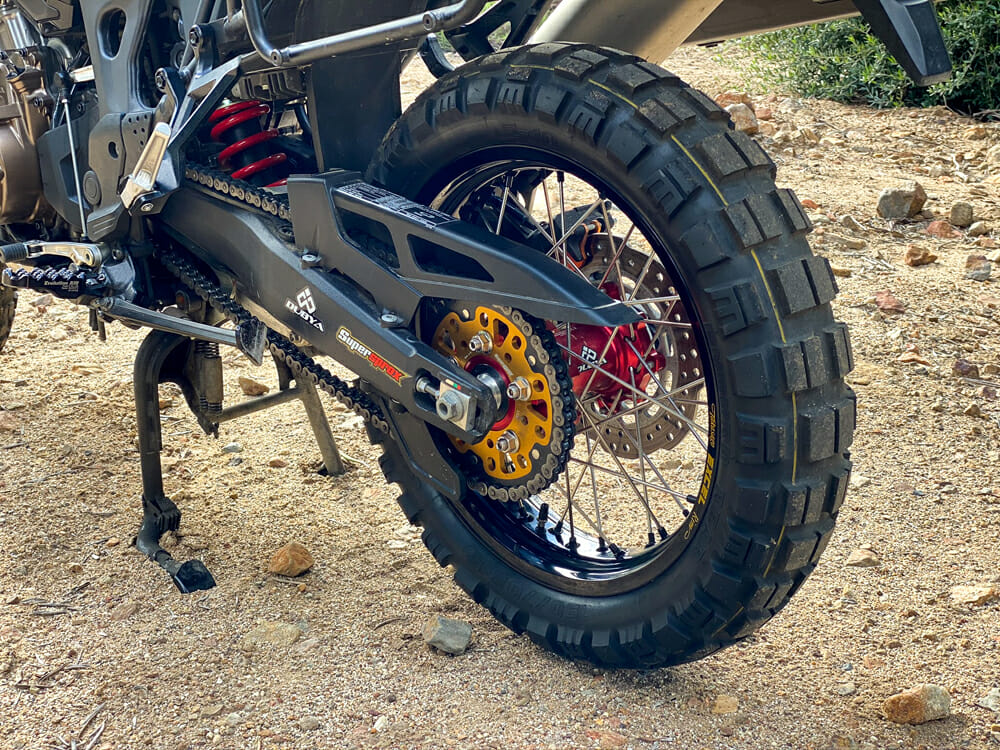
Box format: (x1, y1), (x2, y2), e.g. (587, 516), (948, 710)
(2, 47), (1000, 750)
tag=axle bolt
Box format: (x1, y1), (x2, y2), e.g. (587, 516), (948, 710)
(496, 430), (520, 454)
(506, 376), (532, 401)
(467, 330), (492, 353)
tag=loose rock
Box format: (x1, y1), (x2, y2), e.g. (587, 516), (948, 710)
(839, 215), (865, 232)
(950, 584), (999, 606)
(298, 716), (321, 731)
(927, 220), (961, 239)
(725, 103), (759, 135)
(874, 290), (905, 314)
(877, 182), (927, 219)
(968, 221), (989, 237)
(883, 684), (950, 724)
(953, 359), (981, 379)
(267, 458), (288, 468)
(951, 202), (975, 228)
(829, 234), (866, 250)
(715, 91), (754, 110)
(966, 255), (992, 282)
(268, 542), (314, 577)
(964, 403), (984, 418)
(373, 715), (389, 732)
(903, 245), (937, 267)
(222, 442), (242, 454)
(240, 622), (302, 649)
(0, 411), (17, 433)
(977, 688), (1000, 714)
(422, 614), (472, 655)
(845, 548), (880, 568)
(110, 601), (139, 621)
(830, 265), (852, 278)
(238, 376), (270, 397)
(29, 293), (54, 310)
(711, 695), (739, 714)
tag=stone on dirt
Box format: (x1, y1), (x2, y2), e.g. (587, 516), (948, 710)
(978, 688), (1000, 714)
(951, 202), (975, 228)
(968, 221), (989, 237)
(877, 182), (926, 219)
(110, 601), (139, 621)
(927, 220), (960, 239)
(238, 376), (270, 397)
(965, 255), (992, 282)
(839, 214), (865, 232)
(222, 442), (242, 454)
(715, 91), (754, 110)
(725, 103), (758, 135)
(298, 716), (321, 731)
(267, 458), (288, 468)
(883, 684), (950, 724)
(0, 411), (17, 433)
(240, 622), (302, 650)
(585, 729), (628, 749)
(29, 293), (54, 310)
(950, 584), (999, 606)
(874, 290), (905, 314)
(845, 548), (880, 568)
(711, 695), (739, 714)
(829, 234), (866, 250)
(903, 244), (937, 267)
(422, 614), (472, 655)
(953, 359), (980, 379)
(268, 542), (314, 577)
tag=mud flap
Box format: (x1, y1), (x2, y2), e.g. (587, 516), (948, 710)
(853, 0), (951, 86)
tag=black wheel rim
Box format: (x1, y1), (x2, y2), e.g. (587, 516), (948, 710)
(421, 148), (719, 596)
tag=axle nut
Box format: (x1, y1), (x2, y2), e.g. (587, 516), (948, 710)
(436, 389), (465, 422)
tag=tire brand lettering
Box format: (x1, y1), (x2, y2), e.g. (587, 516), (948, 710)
(337, 326), (408, 384)
(285, 287), (324, 332)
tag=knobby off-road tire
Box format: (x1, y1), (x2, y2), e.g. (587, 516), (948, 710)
(0, 286), (14, 354)
(368, 43), (855, 668)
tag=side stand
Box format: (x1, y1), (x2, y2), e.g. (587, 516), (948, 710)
(132, 329), (344, 593)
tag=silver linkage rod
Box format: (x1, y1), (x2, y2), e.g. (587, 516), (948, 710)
(241, 0), (486, 68)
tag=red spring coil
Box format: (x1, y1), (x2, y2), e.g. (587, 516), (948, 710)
(208, 100), (288, 187)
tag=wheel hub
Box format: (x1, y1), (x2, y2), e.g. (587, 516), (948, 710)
(561, 283), (666, 403)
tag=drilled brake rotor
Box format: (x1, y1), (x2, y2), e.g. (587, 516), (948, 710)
(569, 235), (703, 458)
(431, 304), (576, 502)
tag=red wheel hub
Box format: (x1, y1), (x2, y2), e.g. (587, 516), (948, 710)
(558, 284), (666, 403)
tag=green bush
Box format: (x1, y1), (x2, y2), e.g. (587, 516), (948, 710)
(738, 0), (1000, 114)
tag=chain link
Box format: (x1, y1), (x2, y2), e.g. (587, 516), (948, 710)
(157, 244), (389, 435)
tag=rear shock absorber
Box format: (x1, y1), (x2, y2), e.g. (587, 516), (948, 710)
(208, 101), (289, 188)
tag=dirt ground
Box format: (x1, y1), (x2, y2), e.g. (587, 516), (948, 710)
(2, 46), (1000, 750)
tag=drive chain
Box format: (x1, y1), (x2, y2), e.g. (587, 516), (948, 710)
(157, 245), (389, 435)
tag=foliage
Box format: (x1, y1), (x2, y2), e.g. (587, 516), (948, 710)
(738, 0), (1000, 114)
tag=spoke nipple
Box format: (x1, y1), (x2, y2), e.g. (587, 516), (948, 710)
(658, 526), (669, 540)
(597, 537), (607, 552)
(467, 331), (493, 354)
(608, 543), (624, 559)
(495, 430), (520, 454)
(647, 532), (656, 548)
(506, 376), (532, 401)
(552, 520), (563, 535)
(567, 536), (579, 553)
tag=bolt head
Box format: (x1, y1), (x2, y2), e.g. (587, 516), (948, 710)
(188, 26), (202, 46)
(496, 430), (520, 454)
(468, 331), (493, 354)
(140, 202), (155, 213)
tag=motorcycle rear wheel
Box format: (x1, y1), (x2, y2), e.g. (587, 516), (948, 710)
(369, 43), (855, 668)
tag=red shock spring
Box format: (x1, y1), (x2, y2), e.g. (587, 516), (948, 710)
(208, 100), (289, 188)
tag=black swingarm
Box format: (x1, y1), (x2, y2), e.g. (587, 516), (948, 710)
(161, 179), (634, 446)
